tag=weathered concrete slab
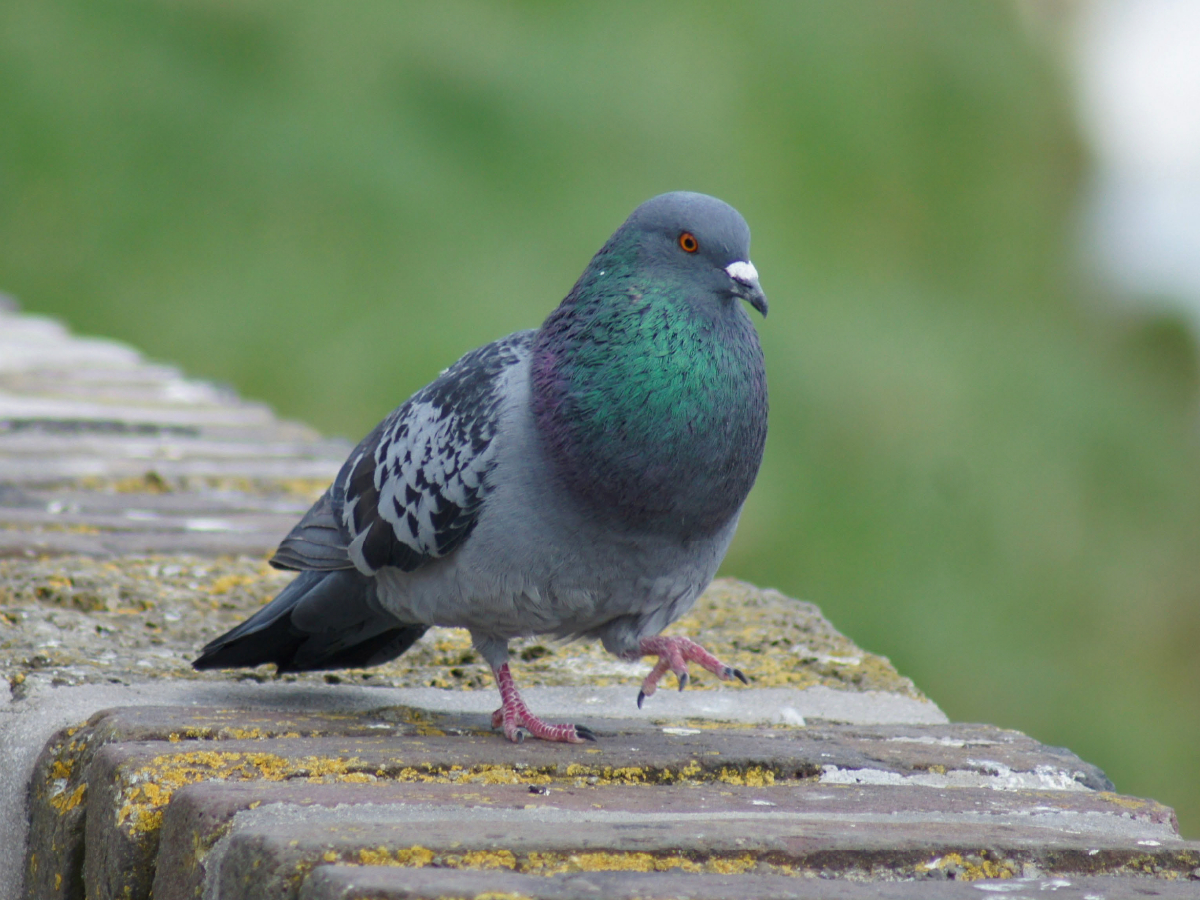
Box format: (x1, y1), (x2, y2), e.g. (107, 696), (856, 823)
(298, 866), (1200, 900)
(3, 677), (942, 900)
(150, 778), (1189, 900)
(205, 811), (1200, 900)
(24, 707), (1137, 900)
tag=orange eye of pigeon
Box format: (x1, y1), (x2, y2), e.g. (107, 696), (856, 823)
(679, 232), (699, 253)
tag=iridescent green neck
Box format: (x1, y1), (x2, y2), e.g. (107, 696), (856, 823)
(530, 250), (768, 536)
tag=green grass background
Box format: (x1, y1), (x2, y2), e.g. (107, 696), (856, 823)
(3, 2), (1198, 836)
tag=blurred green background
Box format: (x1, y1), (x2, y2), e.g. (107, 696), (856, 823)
(2, 2), (1198, 835)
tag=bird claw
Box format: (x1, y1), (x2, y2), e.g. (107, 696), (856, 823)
(575, 724), (598, 742)
(497, 710), (590, 744)
(491, 663), (596, 744)
(635, 635), (747, 707)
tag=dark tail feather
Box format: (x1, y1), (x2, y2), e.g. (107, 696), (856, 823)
(193, 569), (428, 673)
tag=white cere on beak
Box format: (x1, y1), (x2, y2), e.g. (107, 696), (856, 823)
(725, 260), (759, 285)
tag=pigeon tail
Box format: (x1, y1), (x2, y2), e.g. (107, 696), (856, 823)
(192, 568), (427, 672)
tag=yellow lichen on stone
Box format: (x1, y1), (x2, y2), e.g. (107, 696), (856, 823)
(113, 750), (376, 837)
(467, 766), (522, 786)
(916, 852), (1018, 882)
(357, 845), (435, 867)
(49, 783), (86, 815)
(716, 766), (775, 787)
(1098, 792), (1148, 811)
(118, 781), (178, 834)
(652, 855), (702, 873)
(222, 727), (268, 740)
(518, 851), (754, 875)
(606, 766), (647, 784)
(461, 765), (551, 786)
(457, 850), (518, 870)
(564, 851), (659, 873)
(707, 854), (757, 875)
(1122, 854), (1159, 875)
(137, 781), (173, 808)
(521, 852), (552, 873)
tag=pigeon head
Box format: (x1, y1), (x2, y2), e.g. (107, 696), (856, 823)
(611, 192), (768, 317)
(532, 192), (769, 536)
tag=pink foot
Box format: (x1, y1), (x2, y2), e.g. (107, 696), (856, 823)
(489, 663), (596, 743)
(634, 635), (748, 708)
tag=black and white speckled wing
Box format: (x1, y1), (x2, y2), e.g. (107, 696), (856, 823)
(324, 330), (534, 576)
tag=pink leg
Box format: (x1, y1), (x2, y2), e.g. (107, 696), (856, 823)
(634, 635), (749, 708)
(489, 663), (596, 744)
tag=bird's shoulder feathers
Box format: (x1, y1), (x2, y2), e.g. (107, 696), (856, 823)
(271, 330), (534, 575)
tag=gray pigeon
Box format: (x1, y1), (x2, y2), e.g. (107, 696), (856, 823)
(194, 192), (769, 743)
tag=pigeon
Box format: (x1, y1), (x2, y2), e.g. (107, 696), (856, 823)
(194, 191), (769, 744)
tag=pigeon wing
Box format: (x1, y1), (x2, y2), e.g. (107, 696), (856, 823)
(270, 490), (353, 571)
(272, 331), (533, 576)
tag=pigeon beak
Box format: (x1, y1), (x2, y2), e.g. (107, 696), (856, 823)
(725, 260), (768, 317)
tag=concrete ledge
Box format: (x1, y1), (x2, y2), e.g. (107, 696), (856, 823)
(20, 700), (1184, 900)
(299, 867), (1200, 900)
